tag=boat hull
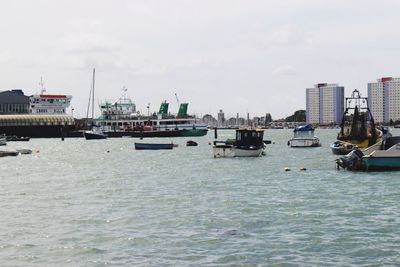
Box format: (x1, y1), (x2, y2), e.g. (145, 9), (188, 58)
(83, 131), (107, 140)
(213, 146), (263, 158)
(360, 157), (400, 171)
(134, 143), (174, 150)
(289, 138), (321, 148)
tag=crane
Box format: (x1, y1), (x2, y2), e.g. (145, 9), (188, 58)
(175, 93), (180, 107)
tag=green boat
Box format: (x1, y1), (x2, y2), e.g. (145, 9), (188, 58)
(336, 136), (400, 171)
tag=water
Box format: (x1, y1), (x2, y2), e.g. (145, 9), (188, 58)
(1, 129), (400, 266)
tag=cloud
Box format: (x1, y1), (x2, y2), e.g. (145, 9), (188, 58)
(272, 65), (297, 76)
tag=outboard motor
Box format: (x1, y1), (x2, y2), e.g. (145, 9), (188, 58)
(336, 149), (364, 169)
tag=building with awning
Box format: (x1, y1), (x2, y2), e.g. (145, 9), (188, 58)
(0, 114), (75, 126)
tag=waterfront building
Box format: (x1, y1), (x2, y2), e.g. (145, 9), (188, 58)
(0, 90), (30, 114)
(217, 109), (225, 127)
(368, 77), (400, 123)
(306, 83), (344, 124)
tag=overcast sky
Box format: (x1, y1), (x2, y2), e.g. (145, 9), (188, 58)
(1, 0), (400, 119)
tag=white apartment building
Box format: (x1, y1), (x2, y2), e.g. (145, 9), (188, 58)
(368, 77), (400, 123)
(306, 83), (344, 124)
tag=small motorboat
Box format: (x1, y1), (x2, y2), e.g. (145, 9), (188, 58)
(0, 134), (7, 146)
(134, 142), (174, 150)
(16, 149), (33, 155)
(213, 128), (265, 157)
(330, 140), (358, 155)
(83, 126), (107, 140)
(6, 135), (30, 142)
(336, 136), (400, 171)
(288, 124), (321, 147)
(0, 150), (19, 157)
(186, 140), (198, 146)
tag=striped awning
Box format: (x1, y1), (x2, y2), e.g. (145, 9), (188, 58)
(0, 114), (75, 126)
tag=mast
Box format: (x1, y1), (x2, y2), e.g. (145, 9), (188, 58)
(92, 68), (95, 120)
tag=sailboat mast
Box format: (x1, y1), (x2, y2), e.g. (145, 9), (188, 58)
(92, 68), (95, 120)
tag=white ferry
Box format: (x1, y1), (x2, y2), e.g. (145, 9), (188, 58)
(30, 90), (72, 114)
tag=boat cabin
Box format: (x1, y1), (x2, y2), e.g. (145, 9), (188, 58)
(235, 129), (264, 149)
(293, 124), (315, 138)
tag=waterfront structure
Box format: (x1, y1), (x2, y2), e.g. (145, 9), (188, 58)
(217, 109), (225, 127)
(306, 83), (344, 125)
(0, 90), (30, 114)
(368, 77), (400, 123)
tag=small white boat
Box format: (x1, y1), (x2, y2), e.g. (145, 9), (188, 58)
(213, 128), (265, 158)
(0, 134), (7, 146)
(288, 124), (321, 148)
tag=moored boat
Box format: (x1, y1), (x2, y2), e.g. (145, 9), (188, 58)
(330, 140), (358, 155)
(288, 124), (321, 148)
(0, 134), (6, 146)
(134, 142), (174, 150)
(83, 128), (107, 140)
(6, 135), (30, 142)
(213, 128), (265, 158)
(336, 136), (400, 171)
(94, 90), (207, 138)
(186, 140), (198, 146)
(336, 89), (381, 148)
(0, 150), (19, 157)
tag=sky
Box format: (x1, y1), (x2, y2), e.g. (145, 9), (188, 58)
(1, 0), (400, 119)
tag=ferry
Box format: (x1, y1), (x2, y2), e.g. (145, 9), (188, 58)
(0, 85), (75, 138)
(94, 90), (208, 138)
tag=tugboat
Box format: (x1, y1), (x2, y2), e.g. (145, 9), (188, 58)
(288, 124), (321, 147)
(213, 128), (265, 158)
(333, 89), (381, 149)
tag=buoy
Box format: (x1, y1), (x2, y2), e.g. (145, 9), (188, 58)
(107, 150), (110, 153)
(300, 167), (307, 171)
(208, 142), (212, 145)
(284, 167), (291, 171)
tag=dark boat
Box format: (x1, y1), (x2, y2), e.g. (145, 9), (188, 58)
(186, 140), (198, 146)
(83, 129), (107, 140)
(134, 142), (174, 150)
(6, 135), (30, 142)
(0, 150), (19, 157)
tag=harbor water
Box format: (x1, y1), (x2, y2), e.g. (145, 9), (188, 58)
(1, 129), (400, 266)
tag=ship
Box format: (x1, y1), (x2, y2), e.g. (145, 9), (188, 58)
(335, 89), (382, 148)
(0, 86), (75, 138)
(93, 89), (208, 138)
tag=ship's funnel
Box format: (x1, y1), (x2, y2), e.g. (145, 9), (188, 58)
(177, 103), (188, 117)
(158, 101), (169, 115)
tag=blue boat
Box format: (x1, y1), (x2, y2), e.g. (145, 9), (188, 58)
(134, 142), (174, 150)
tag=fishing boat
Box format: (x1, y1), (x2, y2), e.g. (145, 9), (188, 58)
(288, 124), (321, 147)
(335, 89), (381, 148)
(134, 142), (174, 150)
(336, 136), (400, 171)
(84, 69), (107, 140)
(93, 90), (208, 138)
(330, 140), (358, 155)
(213, 128), (265, 158)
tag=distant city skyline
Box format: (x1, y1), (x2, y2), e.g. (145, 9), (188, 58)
(1, 1), (400, 118)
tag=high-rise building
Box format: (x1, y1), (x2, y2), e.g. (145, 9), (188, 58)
(368, 77), (400, 123)
(217, 109), (225, 127)
(306, 83), (345, 124)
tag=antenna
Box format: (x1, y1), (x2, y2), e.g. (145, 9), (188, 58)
(147, 103), (150, 116)
(39, 77), (46, 94)
(122, 86), (128, 99)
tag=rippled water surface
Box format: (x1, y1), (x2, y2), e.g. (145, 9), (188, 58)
(1, 129), (400, 266)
